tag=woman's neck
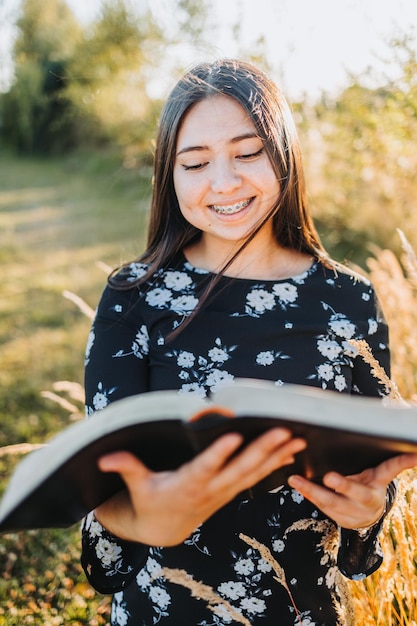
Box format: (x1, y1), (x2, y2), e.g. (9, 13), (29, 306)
(183, 238), (315, 281)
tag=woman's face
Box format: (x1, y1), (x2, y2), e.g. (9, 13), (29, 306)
(173, 95), (280, 252)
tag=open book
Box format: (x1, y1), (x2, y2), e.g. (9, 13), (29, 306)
(1, 379), (417, 532)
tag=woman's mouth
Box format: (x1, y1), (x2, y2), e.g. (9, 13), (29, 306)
(210, 198), (253, 215)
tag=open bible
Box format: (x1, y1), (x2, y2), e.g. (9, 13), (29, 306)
(1, 379), (417, 532)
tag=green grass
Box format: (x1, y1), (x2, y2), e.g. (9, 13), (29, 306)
(0, 148), (151, 624)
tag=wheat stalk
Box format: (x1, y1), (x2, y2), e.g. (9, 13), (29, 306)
(397, 228), (417, 289)
(62, 290), (95, 320)
(239, 533), (302, 623)
(158, 567), (251, 626)
(0, 443), (46, 457)
(348, 338), (403, 401)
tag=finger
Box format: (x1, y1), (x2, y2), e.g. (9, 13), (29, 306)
(98, 451), (152, 485)
(364, 453), (417, 486)
(208, 430), (307, 494)
(183, 428), (293, 481)
(322, 472), (383, 513)
(287, 474), (339, 511)
(288, 473), (385, 528)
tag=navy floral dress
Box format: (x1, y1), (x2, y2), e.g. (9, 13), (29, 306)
(82, 253), (394, 626)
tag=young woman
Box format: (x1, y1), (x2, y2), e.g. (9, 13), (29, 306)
(81, 59), (417, 625)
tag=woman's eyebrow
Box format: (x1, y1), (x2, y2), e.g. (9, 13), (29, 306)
(176, 132), (260, 157)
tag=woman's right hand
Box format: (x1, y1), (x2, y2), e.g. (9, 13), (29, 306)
(94, 428), (306, 546)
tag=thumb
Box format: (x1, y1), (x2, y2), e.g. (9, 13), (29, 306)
(372, 453), (417, 486)
(98, 451), (151, 484)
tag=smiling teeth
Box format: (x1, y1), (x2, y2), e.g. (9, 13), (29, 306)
(211, 198), (251, 215)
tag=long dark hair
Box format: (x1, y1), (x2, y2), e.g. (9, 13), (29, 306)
(110, 59), (329, 318)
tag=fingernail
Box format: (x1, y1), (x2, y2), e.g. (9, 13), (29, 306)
(324, 472), (341, 488)
(288, 475), (302, 488)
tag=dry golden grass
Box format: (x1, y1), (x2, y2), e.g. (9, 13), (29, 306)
(347, 231), (417, 625)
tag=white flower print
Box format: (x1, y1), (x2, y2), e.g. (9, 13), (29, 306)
(240, 596), (266, 614)
(291, 490), (304, 504)
(146, 557), (162, 577)
(316, 363), (334, 381)
(92, 392), (108, 410)
(111, 593), (129, 626)
(217, 581), (246, 600)
(149, 585), (171, 610)
(368, 318), (377, 334)
(272, 539), (285, 553)
(256, 350), (290, 366)
(126, 262), (148, 281)
(272, 282), (298, 304)
(136, 568), (151, 589)
(234, 558), (255, 576)
(95, 537), (122, 567)
(92, 382), (114, 411)
(171, 294), (199, 313)
(211, 604), (235, 623)
(206, 369), (234, 392)
(89, 518), (103, 539)
(256, 351), (274, 366)
(328, 314), (356, 339)
(179, 382), (207, 397)
(317, 339), (342, 360)
(146, 287), (172, 307)
(164, 270), (192, 291)
(362, 291), (370, 301)
(132, 325), (149, 358)
(257, 558), (273, 573)
(334, 374), (347, 391)
(246, 288), (276, 313)
(177, 350), (195, 368)
(343, 339), (357, 358)
(208, 346), (230, 363)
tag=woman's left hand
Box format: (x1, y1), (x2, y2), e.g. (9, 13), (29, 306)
(288, 453), (417, 529)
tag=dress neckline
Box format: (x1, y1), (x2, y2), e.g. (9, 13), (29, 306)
(178, 250), (320, 284)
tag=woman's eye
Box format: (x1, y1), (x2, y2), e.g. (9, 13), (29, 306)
(238, 148), (264, 160)
(182, 162), (208, 171)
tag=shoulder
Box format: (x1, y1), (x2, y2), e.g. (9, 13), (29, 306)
(316, 259), (372, 291)
(309, 260), (383, 318)
(109, 261), (151, 286)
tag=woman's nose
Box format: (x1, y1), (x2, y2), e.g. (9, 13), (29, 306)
(210, 160), (241, 194)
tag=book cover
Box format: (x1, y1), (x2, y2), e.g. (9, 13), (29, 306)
(1, 379), (417, 532)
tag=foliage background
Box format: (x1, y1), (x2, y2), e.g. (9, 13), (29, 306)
(0, 0), (417, 623)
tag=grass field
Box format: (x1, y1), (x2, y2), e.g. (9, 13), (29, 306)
(0, 148), (151, 625)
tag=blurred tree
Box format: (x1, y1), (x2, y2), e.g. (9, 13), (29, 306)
(0, 0), (216, 156)
(64, 0), (163, 154)
(304, 35), (417, 265)
(1, 0), (82, 153)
